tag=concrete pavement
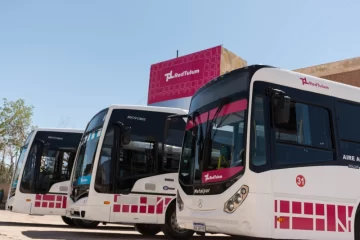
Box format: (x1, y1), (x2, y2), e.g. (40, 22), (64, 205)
(0, 210), (230, 240)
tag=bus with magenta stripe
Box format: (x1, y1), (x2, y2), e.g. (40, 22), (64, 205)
(66, 105), (195, 239)
(174, 64), (360, 240)
(6, 128), (99, 228)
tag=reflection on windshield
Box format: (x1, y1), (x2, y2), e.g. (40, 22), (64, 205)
(73, 129), (102, 186)
(95, 125), (158, 193)
(179, 99), (248, 185)
(10, 131), (34, 195)
(10, 146), (28, 192)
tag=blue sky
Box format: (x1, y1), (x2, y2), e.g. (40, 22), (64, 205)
(1, 0), (359, 129)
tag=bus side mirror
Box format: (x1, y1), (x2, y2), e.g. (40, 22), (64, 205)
(164, 114), (188, 139)
(164, 118), (172, 139)
(272, 94), (291, 125)
(114, 121), (131, 145)
(121, 126), (131, 145)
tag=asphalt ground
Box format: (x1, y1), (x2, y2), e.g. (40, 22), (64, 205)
(0, 210), (231, 240)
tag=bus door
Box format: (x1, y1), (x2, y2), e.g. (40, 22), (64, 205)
(109, 140), (158, 224)
(14, 140), (42, 214)
(28, 143), (76, 215)
(269, 87), (338, 238)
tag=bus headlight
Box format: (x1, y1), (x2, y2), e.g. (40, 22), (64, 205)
(177, 190), (184, 211)
(234, 193), (242, 204)
(226, 200), (235, 211)
(224, 185), (249, 213)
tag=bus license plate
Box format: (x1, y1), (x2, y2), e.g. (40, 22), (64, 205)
(193, 222), (206, 232)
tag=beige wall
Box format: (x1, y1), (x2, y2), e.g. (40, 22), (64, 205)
(220, 47), (247, 75)
(294, 56), (360, 87)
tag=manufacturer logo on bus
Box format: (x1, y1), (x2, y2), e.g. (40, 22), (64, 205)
(197, 199), (203, 208)
(194, 189), (210, 194)
(127, 116), (146, 121)
(48, 136), (63, 140)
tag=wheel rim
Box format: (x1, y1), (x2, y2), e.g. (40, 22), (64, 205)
(170, 211), (187, 233)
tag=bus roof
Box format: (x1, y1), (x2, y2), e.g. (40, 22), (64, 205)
(253, 66), (360, 103)
(108, 104), (188, 115)
(191, 64), (360, 105)
(32, 128), (84, 134)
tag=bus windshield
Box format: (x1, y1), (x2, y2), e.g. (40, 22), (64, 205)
(179, 98), (248, 186)
(94, 108), (186, 194)
(9, 131), (35, 196)
(19, 130), (83, 194)
(73, 128), (102, 186)
(72, 109), (108, 187)
(9, 145), (29, 197)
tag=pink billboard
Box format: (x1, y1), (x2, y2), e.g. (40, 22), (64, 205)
(147, 46), (222, 106)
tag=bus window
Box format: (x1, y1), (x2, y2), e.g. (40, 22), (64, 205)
(34, 150), (76, 192)
(337, 101), (360, 142)
(274, 101), (334, 165)
(20, 144), (38, 192)
(163, 117), (186, 171)
(337, 101), (360, 161)
(95, 125), (157, 194)
(250, 96), (267, 167)
(10, 145), (28, 196)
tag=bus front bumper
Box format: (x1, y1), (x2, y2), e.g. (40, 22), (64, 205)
(177, 193), (272, 238)
(66, 198), (111, 222)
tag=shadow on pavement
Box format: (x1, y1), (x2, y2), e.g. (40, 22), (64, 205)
(22, 230), (165, 240)
(0, 221), (134, 231)
(22, 230), (231, 240)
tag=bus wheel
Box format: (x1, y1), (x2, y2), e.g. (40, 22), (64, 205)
(73, 219), (100, 228)
(161, 202), (194, 240)
(61, 216), (76, 226)
(355, 211), (360, 240)
(134, 224), (161, 236)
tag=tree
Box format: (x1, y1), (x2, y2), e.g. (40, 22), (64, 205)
(0, 98), (34, 183)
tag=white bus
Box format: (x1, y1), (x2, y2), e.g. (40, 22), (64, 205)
(175, 65), (360, 240)
(66, 105), (195, 239)
(6, 128), (98, 228)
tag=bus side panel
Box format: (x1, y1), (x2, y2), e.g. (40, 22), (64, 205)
(271, 166), (354, 240)
(9, 194), (32, 214)
(111, 193), (160, 224)
(111, 173), (177, 224)
(29, 193), (68, 216)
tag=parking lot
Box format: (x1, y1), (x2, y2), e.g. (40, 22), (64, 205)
(0, 210), (230, 240)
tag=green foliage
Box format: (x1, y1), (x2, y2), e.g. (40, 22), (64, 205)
(0, 98), (35, 183)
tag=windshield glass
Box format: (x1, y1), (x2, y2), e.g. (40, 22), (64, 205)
(10, 146), (28, 194)
(72, 109), (108, 186)
(9, 131), (34, 197)
(94, 108), (185, 194)
(73, 128), (102, 186)
(20, 131), (82, 194)
(95, 125), (157, 193)
(179, 98), (247, 185)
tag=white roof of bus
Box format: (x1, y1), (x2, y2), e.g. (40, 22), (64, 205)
(33, 128), (84, 134)
(254, 67), (360, 103)
(108, 104), (188, 115)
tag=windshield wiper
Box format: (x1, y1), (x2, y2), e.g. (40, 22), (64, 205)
(202, 98), (230, 169)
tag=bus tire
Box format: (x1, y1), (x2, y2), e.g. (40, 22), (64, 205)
(61, 216), (76, 226)
(355, 210), (360, 240)
(73, 219), (99, 228)
(134, 224), (161, 236)
(161, 202), (194, 240)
